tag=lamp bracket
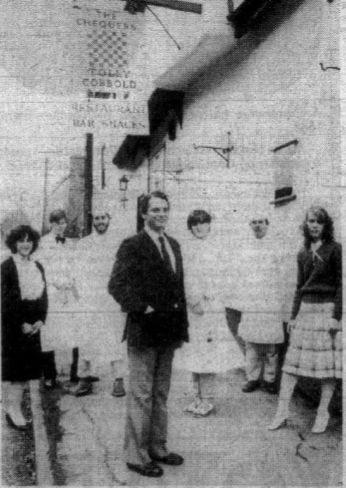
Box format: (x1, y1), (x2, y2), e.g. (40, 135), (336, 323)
(193, 132), (234, 168)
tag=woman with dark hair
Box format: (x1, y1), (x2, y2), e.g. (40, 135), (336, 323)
(176, 210), (243, 416)
(269, 206), (342, 433)
(2, 225), (47, 429)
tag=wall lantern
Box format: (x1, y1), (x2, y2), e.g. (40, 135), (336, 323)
(119, 174), (129, 191)
(119, 175), (130, 208)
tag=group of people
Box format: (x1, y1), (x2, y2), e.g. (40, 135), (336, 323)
(2, 206), (126, 429)
(1, 190), (342, 478)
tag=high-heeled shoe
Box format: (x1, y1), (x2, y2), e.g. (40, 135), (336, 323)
(5, 412), (28, 431)
(311, 413), (330, 434)
(268, 415), (288, 431)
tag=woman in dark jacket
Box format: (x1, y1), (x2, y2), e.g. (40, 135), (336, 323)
(269, 206), (342, 433)
(2, 225), (47, 429)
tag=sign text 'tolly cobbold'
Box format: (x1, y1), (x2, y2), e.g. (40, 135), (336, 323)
(70, 0), (149, 136)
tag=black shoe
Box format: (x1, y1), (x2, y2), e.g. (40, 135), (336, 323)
(69, 374), (80, 384)
(150, 452), (184, 466)
(263, 381), (278, 394)
(242, 380), (260, 393)
(126, 461), (163, 477)
(84, 375), (100, 383)
(73, 380), (93, 397)
(43, 379), (59, 390)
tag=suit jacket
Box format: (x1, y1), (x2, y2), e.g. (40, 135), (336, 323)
(108, 230), (189, 348)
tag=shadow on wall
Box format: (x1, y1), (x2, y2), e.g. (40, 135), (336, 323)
(184, 0), (309, 103)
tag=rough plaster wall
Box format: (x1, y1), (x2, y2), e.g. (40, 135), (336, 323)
(155, 0), (341, 312)
(163, 0), (340, 231)
(0, 0), (203, 236)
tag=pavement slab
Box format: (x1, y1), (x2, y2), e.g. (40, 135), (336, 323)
(41, 367), (342, 486)
(1, 388), (36, 486)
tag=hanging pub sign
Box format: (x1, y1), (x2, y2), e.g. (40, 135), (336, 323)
(70, 0), (150, 136)
(0, 0), (150, 136)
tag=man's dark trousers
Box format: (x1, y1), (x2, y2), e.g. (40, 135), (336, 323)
(108, 230), (189, 466)
(125, 344), (175, 465)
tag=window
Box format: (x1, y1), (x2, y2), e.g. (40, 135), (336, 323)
(270, 139), (298, 207)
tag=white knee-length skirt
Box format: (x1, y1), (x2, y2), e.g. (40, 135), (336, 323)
(283, 302), (342, 379)
(174, 310), (244, 374)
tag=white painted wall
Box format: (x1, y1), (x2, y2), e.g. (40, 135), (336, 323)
(148, 0), (341, 312)
(0, 0), (205, 233)
(1, 0), (342, 295)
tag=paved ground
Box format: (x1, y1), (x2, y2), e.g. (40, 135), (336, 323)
(39, 367), (342, 486)
(1, 388), (36, 486)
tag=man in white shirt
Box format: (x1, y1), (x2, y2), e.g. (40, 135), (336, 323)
(73, 207), (126, 397)
(237, 215), (285, 394)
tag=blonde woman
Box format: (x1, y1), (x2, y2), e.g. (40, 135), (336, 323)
(269, 206), (342, 434)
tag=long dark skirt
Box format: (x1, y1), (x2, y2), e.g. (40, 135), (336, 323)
(2, 300), (43, 382)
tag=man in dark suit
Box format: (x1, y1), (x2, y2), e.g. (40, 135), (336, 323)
(108, 191), (188, 478)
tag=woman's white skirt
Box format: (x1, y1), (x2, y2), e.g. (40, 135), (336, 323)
(175, 310), (244, 374)
(239, 312), (284, 344)
(283, 302), (342, 379)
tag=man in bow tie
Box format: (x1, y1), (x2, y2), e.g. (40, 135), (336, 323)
(108, 191), (189, 479)
(38, 209), (79, 389)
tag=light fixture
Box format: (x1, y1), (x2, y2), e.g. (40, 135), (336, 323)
(119, 175), (129, 192)
(119, 175), (130, 208)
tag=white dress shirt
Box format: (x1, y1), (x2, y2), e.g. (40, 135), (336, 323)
(144, 225), (176, 272)
(13, 254), (45, 300)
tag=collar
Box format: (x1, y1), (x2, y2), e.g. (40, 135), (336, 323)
(310, 239), (322, 251)
(144, 224), (166, 243)
(89, 230), (106, 240)
(47, 231), (62, 241)
(13, 253), (31, 265)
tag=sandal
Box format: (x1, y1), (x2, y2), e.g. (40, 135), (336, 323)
(184, 398), (202, 414)
(193, 400), (214, 417)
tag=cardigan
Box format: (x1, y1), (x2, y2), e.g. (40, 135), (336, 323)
(291, 241), (342, 321)
(1, 256), (48, 381)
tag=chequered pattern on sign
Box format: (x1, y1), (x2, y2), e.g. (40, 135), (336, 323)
(87, 29), (128, 70)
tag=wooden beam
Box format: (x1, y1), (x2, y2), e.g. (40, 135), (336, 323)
(84, 133), (93, 236)
(146, 0), (202, 14)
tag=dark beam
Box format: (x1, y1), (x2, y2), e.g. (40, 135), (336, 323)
(84, 133), (93, 236)
(272, 139), (299, 153)
(145, 0), (202, 14)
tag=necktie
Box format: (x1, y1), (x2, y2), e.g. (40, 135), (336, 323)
(158, 236), (174, 273)
(55, 236), (66, 244)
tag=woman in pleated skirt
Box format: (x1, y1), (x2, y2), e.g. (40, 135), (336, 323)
(269, 206), (342, 433)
